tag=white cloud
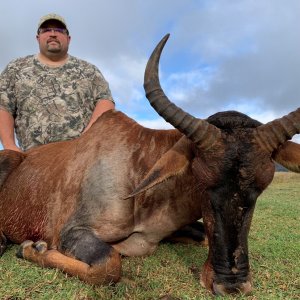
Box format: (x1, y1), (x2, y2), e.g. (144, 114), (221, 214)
(1, 0), (300, 150)
(137, 118), (173, 130)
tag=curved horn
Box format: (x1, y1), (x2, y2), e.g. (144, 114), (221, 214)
(144, 34), (221, 150)
(255, 108), (300, 152)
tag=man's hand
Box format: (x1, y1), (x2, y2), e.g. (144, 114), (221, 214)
(3, 144), (23, 153)
(83, 99), (115, 134)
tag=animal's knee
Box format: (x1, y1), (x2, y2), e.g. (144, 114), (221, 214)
(85, 247), (121, 285)
(60, 228), (122, 284)
(60, 228), (112, 265)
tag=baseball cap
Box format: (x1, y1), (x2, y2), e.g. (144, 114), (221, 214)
(38, 13), (68, 30)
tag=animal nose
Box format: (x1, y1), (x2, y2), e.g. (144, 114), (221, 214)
(213, 281), (252, 296)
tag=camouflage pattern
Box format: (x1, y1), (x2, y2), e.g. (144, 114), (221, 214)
(0, 55), (114, 151)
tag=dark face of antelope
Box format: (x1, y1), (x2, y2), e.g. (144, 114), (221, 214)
(144, 34), (300, 296)
(194, 111), (275, 295)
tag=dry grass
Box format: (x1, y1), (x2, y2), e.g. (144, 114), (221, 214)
(272, 171), (300, 183)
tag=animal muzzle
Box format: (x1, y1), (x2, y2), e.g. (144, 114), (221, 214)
(201, 260), (252, 296)
(213, 280), (252, 296)
(212, 260), (252, 295)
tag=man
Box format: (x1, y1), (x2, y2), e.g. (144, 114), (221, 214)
(0, 13), (115, 152)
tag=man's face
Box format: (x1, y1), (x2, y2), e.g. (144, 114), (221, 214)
(37, 20), (70, 56)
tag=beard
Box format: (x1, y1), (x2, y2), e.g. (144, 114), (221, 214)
(46, 40), (62, 53)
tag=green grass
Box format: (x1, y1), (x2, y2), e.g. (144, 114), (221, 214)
(0, 172), (299, 299)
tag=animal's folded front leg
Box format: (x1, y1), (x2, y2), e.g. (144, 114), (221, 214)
(17, 239), (121, 285)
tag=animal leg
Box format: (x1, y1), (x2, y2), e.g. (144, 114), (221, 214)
(17, 234), (121, 285)
(0, 232), (8, 257)
(163, 221), (208, 245)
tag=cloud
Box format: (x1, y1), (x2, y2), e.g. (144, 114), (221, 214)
(163, 0), (300, 119)
(137, 118), (173, 130)
(0, 0), (300, 150)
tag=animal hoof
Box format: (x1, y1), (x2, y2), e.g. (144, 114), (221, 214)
(34, 241), (48, 253)
(16, 240), (34, 258)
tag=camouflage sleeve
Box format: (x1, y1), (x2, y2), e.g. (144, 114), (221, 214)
(0, 62), (17, 117)
(91, 66), (115, 106)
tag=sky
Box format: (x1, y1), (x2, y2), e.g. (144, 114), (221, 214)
(1, 0), (300, 150)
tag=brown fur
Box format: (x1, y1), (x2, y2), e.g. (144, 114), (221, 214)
(19, 241), (121, 284)
(273, 141), (300, 172)
(0, 109), (298, 292)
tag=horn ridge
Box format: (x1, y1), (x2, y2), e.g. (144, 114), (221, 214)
(144, 34), (221, 150)
(146, 82), (220, 148)
(256, 108), (300, 152)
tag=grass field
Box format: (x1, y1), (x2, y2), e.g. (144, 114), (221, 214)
(0, 172), (299, 300)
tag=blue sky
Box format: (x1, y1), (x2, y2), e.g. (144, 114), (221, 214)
(1, 0), (300, 150)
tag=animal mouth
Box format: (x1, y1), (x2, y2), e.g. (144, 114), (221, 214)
(200, 259), (252, 295)
(213, 281), (252, 296)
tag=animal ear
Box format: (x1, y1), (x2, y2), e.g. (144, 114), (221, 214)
(273, 141), (300, 173)
(126, 137), (193, 198)
(0, 150), (25, 188)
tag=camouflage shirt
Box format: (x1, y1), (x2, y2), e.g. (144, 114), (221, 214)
(0, 55), (114, 151)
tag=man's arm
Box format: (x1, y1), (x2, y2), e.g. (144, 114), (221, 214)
(82, 100), (115, 133)
(0, 109), (22, 152)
